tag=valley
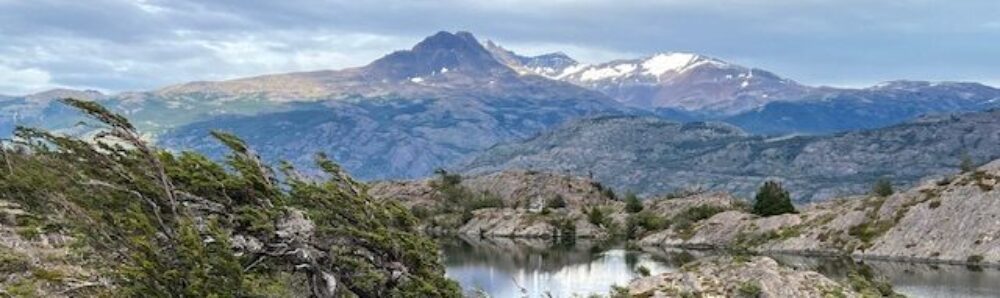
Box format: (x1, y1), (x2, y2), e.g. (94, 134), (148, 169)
(2, 29), (999, 297)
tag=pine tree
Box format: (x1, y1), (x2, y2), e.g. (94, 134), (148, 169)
(752, 181), (796, 217)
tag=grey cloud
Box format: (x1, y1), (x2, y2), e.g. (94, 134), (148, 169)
(0, 0), (997, 94)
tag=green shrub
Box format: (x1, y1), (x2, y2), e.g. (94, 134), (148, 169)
(960, 153), (976, 173)
(636, 265), (651, 276)
(625, 192), (643, 213)
(968, 255), (985, 263)
(626, 210), (670, 239)
(546, 194), (567, 209)
(752, 181), (796, 217)
(587, 207), (611, 227)
(872, 177), (894, 197)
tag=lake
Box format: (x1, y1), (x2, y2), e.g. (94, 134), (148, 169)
(440, 236), (1000, 298)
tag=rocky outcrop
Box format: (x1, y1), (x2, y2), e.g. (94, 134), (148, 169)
(627, 256), (862, 298)
(639, 159), (1000, 265)
(370, 170), (615, 210)
(370, 170), (624, 238)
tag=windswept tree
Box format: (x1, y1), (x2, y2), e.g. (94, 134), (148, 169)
(0, 98), (460, 297)
(752, 181), (796, 217)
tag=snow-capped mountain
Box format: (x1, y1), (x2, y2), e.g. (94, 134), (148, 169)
(504, 51), (811, 115)
(483, 41), (578, 78)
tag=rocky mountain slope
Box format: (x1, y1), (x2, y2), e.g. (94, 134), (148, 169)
(5, 31), (1000, 182)
(159, 32), (634, 180)
(725, 80), (1000, 135)
(462, 109), (1000, 202)
(637, 159), (1000, 265)
(2, 33), (637, 182)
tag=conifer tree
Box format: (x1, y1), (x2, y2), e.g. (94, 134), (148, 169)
(752, 181), (796, 217)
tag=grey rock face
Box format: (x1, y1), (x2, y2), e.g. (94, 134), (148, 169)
(639, 160), (1000, 265)
(463, 110), (1000, 202)
(628, 256), (860, 298)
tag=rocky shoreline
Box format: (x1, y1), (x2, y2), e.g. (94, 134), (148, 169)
(637, 159), (1000, 267)
(370, 159), (1000, 296)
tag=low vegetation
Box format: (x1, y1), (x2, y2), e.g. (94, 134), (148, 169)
(0, 99), (460, 296)
(752, 181), (796, 217)
(872, 177), (894, 197)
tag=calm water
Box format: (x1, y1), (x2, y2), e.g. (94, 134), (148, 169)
(771, 255), (1000, 298)
(441, 237), (1000, 298)
(439, 237), (683, 297)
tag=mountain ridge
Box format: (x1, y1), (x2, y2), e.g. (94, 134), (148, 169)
(461, 108), (1000, 202)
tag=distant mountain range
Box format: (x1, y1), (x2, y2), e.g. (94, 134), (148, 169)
(482, 43), (1000, 135)
(2, 30), (999, 188)
(462, 109), (1000, 202)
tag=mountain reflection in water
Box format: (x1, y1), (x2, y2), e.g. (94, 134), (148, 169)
(439, 236), (684, 297)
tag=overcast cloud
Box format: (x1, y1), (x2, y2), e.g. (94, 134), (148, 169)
(0, 0), (997, 95)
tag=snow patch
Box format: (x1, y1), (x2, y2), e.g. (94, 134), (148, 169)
(440, 67), (449, 73)
(556, 64), (590, 79)
(410, 77), (424, 83)
(579, 63), (637, 81)
(642, 53), (698, 76)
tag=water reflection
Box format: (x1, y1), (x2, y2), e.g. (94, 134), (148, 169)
(441, 238), (1000, 298)
(771, 255), (1000, 298)
(439, 237), (678, 297)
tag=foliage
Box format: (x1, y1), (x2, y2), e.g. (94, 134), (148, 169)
(546, 194), (567, 209)
(872, 177), (894, 197)
(626, 210), (670, 239)
(602, 187), (618, 201)
(587, 206), (611, 227)
(737, 281), (762, 297)
(670, 204), (728, 239)
(636, 265), (651, 277)
(548, 215), (577, 244)
(960, 153), (976, 173)
(847, 220), (895, 248)
(624, 192), (643, 213)
(967, 255), (984, 263)
(751, 181), (796, 217)
(0, 99), (461, 297)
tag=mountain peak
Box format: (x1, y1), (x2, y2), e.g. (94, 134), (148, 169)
(412, 31), (481, 53)
(365, 31), (509, 80)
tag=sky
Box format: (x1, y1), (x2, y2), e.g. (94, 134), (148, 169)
(1, 0), (998, 95)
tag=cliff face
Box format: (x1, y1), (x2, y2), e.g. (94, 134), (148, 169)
(638, 159), (1000, 265)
